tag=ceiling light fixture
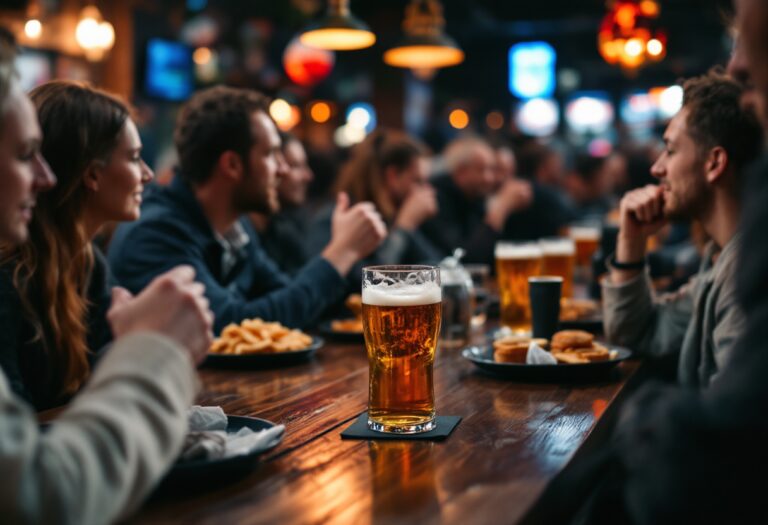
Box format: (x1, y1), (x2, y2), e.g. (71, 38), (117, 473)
(598, 0), (666, 72)
(24, 19), (42, 40)
(75, 5), (115, 61)
(384, 0), (464, 70)
(299, 0), (375, 51)
(23, 0), (43, 41)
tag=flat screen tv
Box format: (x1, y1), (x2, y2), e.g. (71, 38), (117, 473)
(144, 38), (193, 101)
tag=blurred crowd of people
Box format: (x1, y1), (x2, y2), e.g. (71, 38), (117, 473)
(219, 113), (695, 288)
(2, 0), (768, 521)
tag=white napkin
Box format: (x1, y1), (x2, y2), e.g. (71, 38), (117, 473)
(224, 424), (285, 458)
(181, 406), (286, 461)
(180, 431), (227, 461)
(188, 405), (228, 431)
(526, 340), (557, 365)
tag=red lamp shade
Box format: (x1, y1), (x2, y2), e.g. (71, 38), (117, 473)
(283, 38), (335, 87)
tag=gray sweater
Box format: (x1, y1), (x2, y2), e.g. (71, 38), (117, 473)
(602, 235), (743, 388)
(0, 332), (199, 525)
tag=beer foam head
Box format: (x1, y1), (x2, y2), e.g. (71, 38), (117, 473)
(495, 243), (543, 260)
(568, 226), (600, 240)
(539, 238), (575, 255)
(362, 282), (442, 306)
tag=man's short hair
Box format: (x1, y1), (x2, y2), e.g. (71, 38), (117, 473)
(516, 141), (556, 180)
(573, 153), (607, 184)
(279, 130), (300, 152)
(683, 70), (763, 183)
(174, 85), (270, 185)
(442, 136), (492, 173)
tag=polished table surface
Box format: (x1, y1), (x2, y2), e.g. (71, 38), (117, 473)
(129, 332), (640, 525)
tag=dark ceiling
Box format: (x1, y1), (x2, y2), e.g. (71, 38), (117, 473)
(169, 0), (731, 129)
(3, 0), (731, 117)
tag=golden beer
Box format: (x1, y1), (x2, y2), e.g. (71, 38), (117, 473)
(540, 238), (576, 298)
(569, 226), (601, 267)
(495, 243), (543, 333)
(363, 266), (442, 434)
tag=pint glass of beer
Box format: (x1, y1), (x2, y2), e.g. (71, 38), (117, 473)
(568, 225), (601, 268)
(539, 238), (576, 298)
(362, 266), (442, 434)
(495, 242), (543, 333)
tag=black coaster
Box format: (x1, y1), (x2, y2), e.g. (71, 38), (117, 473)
(340, 413), (461, 441)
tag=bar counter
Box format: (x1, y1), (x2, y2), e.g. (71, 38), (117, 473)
(130, 328), (641, 524)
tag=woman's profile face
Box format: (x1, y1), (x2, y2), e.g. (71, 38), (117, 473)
(277, 139), (314, 208)
(0, 86), (55, 244)
(391, 156), (431, 205)
(87, 117), (153, 224)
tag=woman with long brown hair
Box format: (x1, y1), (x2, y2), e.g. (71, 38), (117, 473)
(0, 80), (153, 409)
(307, 128), (441, 267)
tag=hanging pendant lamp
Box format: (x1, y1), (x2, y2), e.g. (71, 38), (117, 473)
(299, 0), (376, 51)
(384, 0), (464, 69)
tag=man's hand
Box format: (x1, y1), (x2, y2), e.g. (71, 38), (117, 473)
(394, 185), (438, 231)
(485, 179), (534, 231)
(612, 185), (668, 283)
(107, 266), (214, 365)
(322, 192), (387, 276)
(619, 184), (668, 241)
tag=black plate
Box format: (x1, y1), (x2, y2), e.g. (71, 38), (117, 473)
(318, 320), (364, 343)
(462, 345), (631, 382)
(204, 336), (323, 368)
(157, 415), (281, 492)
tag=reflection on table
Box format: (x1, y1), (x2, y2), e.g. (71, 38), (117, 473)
(126, 323), (640, 525)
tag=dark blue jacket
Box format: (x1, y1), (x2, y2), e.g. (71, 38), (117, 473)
(108, 176), (347, 333)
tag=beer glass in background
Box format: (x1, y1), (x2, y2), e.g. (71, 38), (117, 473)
(539, 238), (576, 298)
(568, 224), (601, 286)
(362, 266), (442, 434)
(568, 225), (601, 269)
(495, 242), (543, 333)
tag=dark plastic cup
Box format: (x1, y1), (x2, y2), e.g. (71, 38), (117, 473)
(528, 276), (563, 340)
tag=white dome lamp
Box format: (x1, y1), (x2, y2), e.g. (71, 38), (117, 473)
(76, 5), (115, 61)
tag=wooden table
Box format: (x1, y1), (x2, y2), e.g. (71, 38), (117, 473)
(130, 332), (641, 525)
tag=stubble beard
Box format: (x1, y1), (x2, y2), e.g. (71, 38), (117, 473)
(234, 168), (279, 216)
(663, 186), (710, 223)
(242, 194), (275, 216)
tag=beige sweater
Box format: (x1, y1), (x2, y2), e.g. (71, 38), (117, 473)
(602, 235), (743, 388)
(0, 332), (199, 525)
